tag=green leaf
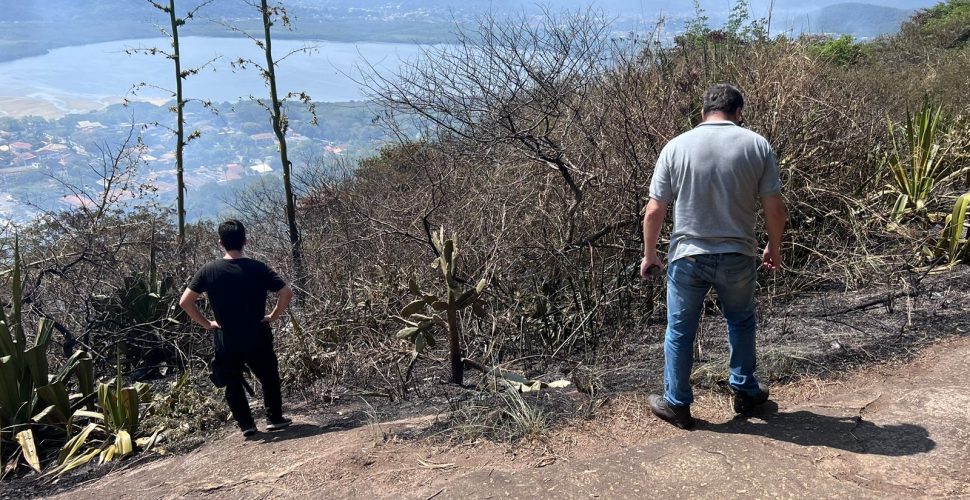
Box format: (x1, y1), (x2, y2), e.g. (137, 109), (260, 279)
(133, 382), (152, 403)
(57, 422), (98, 466)
(34, 318), (54, 350)
(54, 448), (99, 476)
(32, 405), (58, 424)
(22, 344), (50, 390)
(400, 299), (428, 317)
(0, 356), (22, 422)
(943, 192), (970, 263)
(75, 354), (95, 402)
(35, 381), (71, 424)
(99, 383), (125, 431)
(0, 306), (16, 359)
(455, 289), (477, 308)
(472, 301), (487, 319)
(120, 387), (141, 432)
(415, 332), (427, 353)
(396, 327), (419, 340)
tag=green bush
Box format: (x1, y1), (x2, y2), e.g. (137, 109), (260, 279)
(812, 35), (868, 66)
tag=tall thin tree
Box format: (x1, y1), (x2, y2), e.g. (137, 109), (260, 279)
(230, 1), (316, 291)
(134, 0), (215, 246)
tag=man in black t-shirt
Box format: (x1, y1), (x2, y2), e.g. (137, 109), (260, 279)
(179, 220), (295, 437)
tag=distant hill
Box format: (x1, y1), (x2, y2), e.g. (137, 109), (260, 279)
(770, 0), (935, 12)
(787, 3), (913, 38)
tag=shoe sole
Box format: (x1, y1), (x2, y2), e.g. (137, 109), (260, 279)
(266, 421), (292, 431)
(242, 428), (259, 437)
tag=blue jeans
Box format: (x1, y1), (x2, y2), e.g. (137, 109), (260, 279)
(664, 253), (761, 407)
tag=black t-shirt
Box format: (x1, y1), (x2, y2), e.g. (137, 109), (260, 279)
(188, 258), (286, 350)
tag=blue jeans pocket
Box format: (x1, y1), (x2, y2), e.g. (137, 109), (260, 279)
(668, 256), (698, 283)
(722, 254), (757, 282)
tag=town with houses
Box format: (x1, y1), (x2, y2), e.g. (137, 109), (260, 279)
(0, 100), (383, 223)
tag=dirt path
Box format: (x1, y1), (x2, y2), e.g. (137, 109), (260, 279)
(50, 336), (970, 499)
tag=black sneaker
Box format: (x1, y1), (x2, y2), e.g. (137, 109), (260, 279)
(733, 383), (770, 415)
(266, 416), (292, 431)
(241, 425), (259, 437)
(647, 394), (695, 430)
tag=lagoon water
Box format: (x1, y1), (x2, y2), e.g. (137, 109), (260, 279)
(0, 36), (427, 117)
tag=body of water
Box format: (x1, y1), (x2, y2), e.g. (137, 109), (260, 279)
(0, 36), (426, 117)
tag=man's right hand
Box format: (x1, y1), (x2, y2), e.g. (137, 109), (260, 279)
(206, 320), (221, 331)
(762, 243), (783, 270)
(640, 253), (665, 280)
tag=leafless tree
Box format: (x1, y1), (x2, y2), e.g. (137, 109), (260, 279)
(363, 9), (617, 246)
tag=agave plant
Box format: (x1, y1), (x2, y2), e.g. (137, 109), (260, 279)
(52, 358), (161, 476)
(90, 242), (180, 380)
(886, 101), (967, 221)
(0, 241), (157, 479)
(394, 228), (488, 385)
(0, 240), (97, 475)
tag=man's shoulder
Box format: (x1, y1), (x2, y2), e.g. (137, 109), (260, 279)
(659, 130), (696, 156)
(705, 125), (774, 152)
(202, 258), (233, 270)
(238, 258), (270, 269)
(195, 259), (222, 273)
(737, 127), (772, 146)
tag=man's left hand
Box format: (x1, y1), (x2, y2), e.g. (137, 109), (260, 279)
(762, 243), (783, 270)
(262, 315), (277, 323)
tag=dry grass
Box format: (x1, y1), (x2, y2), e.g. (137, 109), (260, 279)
(2, 6), (968, 466)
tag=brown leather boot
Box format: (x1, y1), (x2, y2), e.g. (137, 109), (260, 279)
(733, 383), (770, 415)
(648, 394), (695, 429)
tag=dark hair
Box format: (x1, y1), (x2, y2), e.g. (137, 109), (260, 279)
(218, 219), (246, 251)
(703, 84), (744, 115)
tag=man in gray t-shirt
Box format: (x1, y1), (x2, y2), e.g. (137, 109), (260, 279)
(640, 84), (788, 429)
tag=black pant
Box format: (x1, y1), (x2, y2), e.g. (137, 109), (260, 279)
(217, 339), (283, 429)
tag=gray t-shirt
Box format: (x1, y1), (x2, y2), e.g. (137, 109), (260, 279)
(649, 121), (781, 263)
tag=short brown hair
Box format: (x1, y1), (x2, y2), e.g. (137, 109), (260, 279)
(703, 84), (744, 115)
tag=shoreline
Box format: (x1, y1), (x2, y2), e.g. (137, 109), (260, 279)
(0, 95), (140, 120)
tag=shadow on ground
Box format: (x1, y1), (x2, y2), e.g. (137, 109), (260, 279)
(243, 408), (373, 444)
(697, 402), (935, 456)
